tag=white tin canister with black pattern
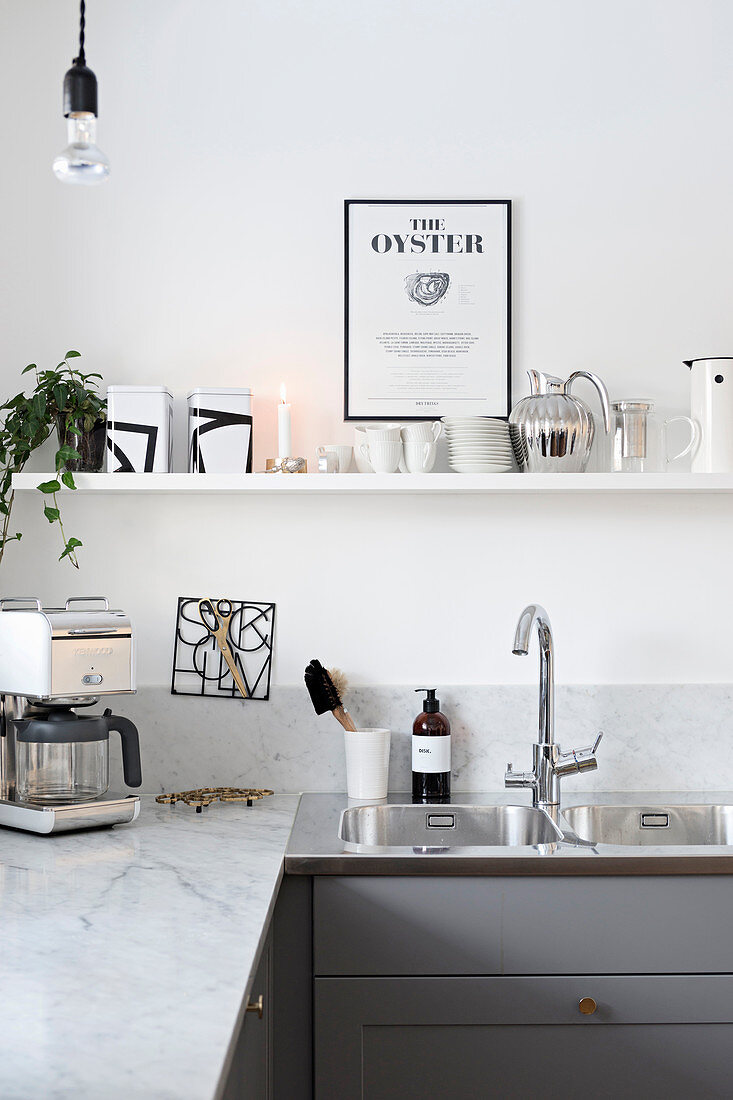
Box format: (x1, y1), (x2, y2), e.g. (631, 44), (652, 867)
(106, 385), (173, 472)
(187, 388), (253, 473)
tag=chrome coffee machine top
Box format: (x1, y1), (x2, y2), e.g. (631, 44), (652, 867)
(0, 596), (142, 834)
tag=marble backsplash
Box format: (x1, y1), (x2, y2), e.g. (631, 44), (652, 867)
(108, 683), (733, 795)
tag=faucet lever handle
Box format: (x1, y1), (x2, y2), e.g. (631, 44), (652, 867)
(553, 731), (604, 778)
(504, 762), (537, 790)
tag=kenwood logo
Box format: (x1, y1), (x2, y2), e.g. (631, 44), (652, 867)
(74, 646), (113, 657)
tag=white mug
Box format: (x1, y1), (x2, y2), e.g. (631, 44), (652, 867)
(402, 441), (436, 473)
(316, 444), (353, 473)
(361, 440), (402, 473)
(353, 427), (372, 472)
(365, 424), (402, 442)
(401, 421), (442, 444)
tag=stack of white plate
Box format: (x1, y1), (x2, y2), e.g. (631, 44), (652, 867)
(441, 417), (515, 473)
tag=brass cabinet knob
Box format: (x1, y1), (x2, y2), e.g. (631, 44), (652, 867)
(246, 995), (264, 1019)
(578, 997), (597, 1015)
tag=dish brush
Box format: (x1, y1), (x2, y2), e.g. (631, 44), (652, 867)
(304, 659), (358, 732)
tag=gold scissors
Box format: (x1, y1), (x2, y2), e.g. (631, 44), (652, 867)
(197, 598), (248, 699)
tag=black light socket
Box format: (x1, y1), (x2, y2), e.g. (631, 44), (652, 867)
(63, 59), (98, 117)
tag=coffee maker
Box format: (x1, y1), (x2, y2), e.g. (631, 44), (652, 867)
(0, 596), (142, 833)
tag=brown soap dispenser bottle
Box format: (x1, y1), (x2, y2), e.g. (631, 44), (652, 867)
(412, 688), (451, 804)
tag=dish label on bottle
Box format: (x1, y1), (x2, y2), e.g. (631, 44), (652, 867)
(412, 735), (451, 773)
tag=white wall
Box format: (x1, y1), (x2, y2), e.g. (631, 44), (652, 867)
(1, 0), (732, 686)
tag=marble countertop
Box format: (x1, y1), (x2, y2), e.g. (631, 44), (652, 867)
(0, 793), (300, 1100)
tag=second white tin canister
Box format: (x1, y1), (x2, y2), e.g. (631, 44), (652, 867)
(187, 388), (253, 473)
(106, 386), (173, 472)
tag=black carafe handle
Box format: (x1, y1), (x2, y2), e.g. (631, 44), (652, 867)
(103, 709), (142, 788)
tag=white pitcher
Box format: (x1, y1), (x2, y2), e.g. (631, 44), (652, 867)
(684, 358), (733, 472)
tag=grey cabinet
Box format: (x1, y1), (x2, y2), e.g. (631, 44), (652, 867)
(315, 975), (733, 1099)
(218, 877), (313, 1100)
(313, 875), (733, 1099)
(314, 875), (733, 975)
(221, 933), (272, 1099)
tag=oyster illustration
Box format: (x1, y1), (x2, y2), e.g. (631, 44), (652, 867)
(404, 272), (450, 307)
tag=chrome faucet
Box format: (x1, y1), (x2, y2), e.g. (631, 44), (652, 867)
(504, 604), (602, 811)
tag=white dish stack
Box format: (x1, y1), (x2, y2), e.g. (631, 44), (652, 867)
(442, 417), (515, 472)
(106, 386), (173, 472)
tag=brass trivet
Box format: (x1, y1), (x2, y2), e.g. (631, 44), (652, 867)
(156, 787), (274, 813)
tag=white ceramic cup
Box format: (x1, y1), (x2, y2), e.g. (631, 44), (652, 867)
(361, 440), (402, 473)
(316, 444), (353, 473)
(353, 427), (372, 472)
(402, 441), (436, 473)
(365, 424), (402, 442)
(401, 421), (442, 444)
(344, 728), (391, 799)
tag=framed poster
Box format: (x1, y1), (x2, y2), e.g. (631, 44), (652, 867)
(344, 199), (511, 421)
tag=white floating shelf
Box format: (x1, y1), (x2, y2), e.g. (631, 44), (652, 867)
(11, 472), (733, 495)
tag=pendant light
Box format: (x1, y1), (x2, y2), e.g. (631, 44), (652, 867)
(52, 0), (110, 185)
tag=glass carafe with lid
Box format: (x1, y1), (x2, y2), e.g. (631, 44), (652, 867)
(609, 400), (700, 473)
(14, 706), (142, 804)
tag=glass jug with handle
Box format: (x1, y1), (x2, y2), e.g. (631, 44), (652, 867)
(609, 400), (700, 473)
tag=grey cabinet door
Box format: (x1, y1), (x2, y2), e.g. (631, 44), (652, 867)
(314, 875), (733, 975)
(315, 975), (733, 1100)
(221, 936), (272, 1100)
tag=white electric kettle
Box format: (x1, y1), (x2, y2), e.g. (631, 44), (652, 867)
(683, 358), (733, 472)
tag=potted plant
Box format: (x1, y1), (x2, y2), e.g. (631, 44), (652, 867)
(0, 351), (107, 569)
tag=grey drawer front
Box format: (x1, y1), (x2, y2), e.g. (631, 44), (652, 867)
(315, 976), (733, 1100)
(314, 875), (733, 975)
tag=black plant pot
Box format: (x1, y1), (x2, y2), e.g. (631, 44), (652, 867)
(56, 417), (107, 472)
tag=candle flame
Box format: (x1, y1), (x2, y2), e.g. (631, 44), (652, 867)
(280, 383), (287, 404)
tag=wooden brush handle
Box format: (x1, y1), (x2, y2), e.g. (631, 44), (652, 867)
(333, 706), (358, 733)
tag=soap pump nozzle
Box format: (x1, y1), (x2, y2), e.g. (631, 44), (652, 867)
(415, 687), (439, 713)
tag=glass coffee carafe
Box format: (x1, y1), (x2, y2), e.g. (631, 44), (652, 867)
(608, 400), (700, 473)
(14, 706), (142, 804)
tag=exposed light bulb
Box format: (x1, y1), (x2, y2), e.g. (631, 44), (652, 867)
(54, 4), (109, 186)
(53, 113), (109, 185)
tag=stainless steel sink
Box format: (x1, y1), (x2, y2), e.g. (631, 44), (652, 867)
(339, 803), (563, 849)
(563, 804), (733, 846)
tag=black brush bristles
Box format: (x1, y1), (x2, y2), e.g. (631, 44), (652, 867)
(304, 658), (343, 715)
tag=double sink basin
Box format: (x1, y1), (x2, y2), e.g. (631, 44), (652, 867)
(339, 802), (733, 850)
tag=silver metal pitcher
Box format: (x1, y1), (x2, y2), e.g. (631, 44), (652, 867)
(509, 369), (611, 472)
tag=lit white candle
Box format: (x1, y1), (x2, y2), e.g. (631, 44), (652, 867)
(277, 383), (292, 459)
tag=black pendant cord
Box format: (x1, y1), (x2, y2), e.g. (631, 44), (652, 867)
(62, 0), (98, 116)
(74, 0), (86, 66)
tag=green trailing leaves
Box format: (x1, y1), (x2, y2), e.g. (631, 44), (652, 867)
(37, 479), (61, 494)
(0, 350), (106, 569)
(55, 444), (82, 469)
(59, 537), (82, 563)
